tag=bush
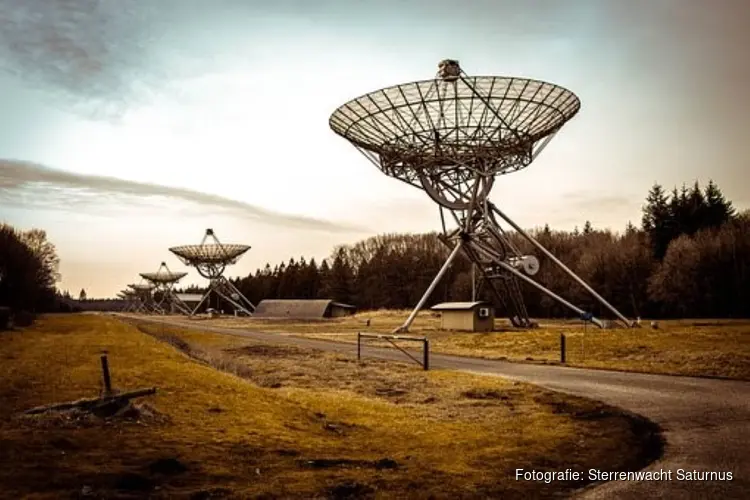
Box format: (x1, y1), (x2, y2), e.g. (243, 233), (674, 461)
(0, 307), (10, 331)
(12, 310), (35, 328)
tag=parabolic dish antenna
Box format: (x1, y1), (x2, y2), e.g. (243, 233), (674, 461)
(127, 283), (155, 292)
(118, 289), (137, 313)
(139, 261), (192, 315)
(139, 261), (188, 284)
(330, 60), (634, 330)
(169, 229), (256, 316)
(329, 59), (580, 211)
(126, 282), (160, 314)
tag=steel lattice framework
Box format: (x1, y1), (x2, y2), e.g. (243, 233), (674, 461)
(126, 282), (159, 314)
(117, 289), (138, 313)
(169, 229), (255, 316)
(139, 261), (191, 315)
(330, 60), (634, 330)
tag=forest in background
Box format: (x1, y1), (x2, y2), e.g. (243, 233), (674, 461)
(175, 180), (749, 319)
(4, 179), (748, 321)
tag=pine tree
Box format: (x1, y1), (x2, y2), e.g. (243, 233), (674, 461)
(317, 259), (332, 298)
(667, 185), (691, 239)
(686, 181), (708, 235)
(704, 179), (735, 228)
(583, 220), (593, 235)
(641, 183), (672, 259)
(328, 248), (354, 304)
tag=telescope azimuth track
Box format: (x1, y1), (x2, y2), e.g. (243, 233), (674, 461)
(169, 229), (256, 317)
(330, 59), (634, 331)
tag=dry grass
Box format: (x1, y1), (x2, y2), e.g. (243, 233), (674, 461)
(0, 314), (660, 499)
(165, 312), (750, 380)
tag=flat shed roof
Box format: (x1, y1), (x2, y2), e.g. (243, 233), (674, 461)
(431, 301), (489, 311)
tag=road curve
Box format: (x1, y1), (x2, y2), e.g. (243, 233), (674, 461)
(128, 316), (749, 499)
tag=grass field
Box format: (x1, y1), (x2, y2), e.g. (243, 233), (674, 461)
(171, 310), (750, 380)
(0, 314), (660, 499)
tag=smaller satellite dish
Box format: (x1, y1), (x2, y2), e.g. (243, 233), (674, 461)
(521, 255), (540, 276)
(508, 255), (540, 276)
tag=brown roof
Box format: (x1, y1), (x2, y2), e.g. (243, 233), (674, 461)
(253, 299), (356, 319)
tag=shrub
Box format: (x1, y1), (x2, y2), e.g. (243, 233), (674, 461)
(12, 310), (35, 328)
(0, 307), (10, 331)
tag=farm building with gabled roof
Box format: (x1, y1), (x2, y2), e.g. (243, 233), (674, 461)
(253, 299), (356, 319)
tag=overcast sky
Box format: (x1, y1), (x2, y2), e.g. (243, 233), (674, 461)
(0, 0), (748, 297)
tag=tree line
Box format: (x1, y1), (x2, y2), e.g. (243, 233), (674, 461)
(180, 179), (748, 319)
(0, 224), (63, 326)
(3, 178), (747, 322)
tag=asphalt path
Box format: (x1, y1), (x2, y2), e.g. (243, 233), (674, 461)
(128, 316), (749, 499)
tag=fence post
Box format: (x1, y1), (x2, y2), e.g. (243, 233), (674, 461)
(423, 339), (430, 371)
(560, 334), (566, 364)
(100, 351), (113, 395)
(582, 321), (587, 362)
(357, 332), (361, 362)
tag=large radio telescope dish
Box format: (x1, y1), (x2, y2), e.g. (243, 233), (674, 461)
(329, 59), (580, 210)
(125, 282), (161, 314)
(168, 229), (256, 316)
(170, 229), (250, 280)
(127, 283), (155, 292)
(140, 261), (192, 315)
(330, 60), (633, 331)
(140, 261), (188, 284)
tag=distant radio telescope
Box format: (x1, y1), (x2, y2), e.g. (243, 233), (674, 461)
(169, 229), (256, 317)
(139, 261), (191, 316)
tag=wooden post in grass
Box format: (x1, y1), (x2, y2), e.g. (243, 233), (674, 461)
(423, 339), (430, 371)
(100, 351), (113, 395)
(357, 332), (361, 362)
(560, 334), (566, 364)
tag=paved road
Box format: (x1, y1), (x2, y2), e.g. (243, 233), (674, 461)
(130, 316), (749, 499)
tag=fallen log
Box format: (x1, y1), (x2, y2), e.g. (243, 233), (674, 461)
(24, 387), (157, 415)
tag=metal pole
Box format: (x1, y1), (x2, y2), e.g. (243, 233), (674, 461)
(395, 241), (464, 333)
(423, 339), (430, 371)
(490, 205), (633, 328)
(491, 259), (604, 328)
(560, 334), (566, 364)
(100, 351), (112, 395)
(471, 263), (476, 301)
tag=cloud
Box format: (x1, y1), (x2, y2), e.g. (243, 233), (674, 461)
(0, 159), (365, 233)
(0, 0), (241, 121)
(0, 0), (157, 119)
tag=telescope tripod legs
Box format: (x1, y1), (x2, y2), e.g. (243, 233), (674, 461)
(393, 242), (464, 334)
(190, 276), (256, 317)
(395, 228), (631, 332)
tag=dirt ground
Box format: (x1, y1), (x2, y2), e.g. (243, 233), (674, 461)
(160, 310), (750, 379)
(0, 314), (661, 499)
